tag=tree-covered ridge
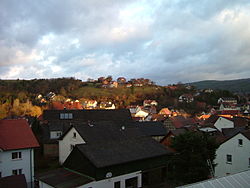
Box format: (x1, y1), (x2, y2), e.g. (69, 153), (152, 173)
(190, 78), (250, 93)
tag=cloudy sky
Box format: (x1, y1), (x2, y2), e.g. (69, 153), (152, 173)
(1, 0), (250, 85)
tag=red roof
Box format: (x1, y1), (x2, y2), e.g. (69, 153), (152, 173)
(0, 119), (39, 151)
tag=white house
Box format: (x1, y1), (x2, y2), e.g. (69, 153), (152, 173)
(214, 117), (234, 132)
(214, 131), (250, 177)
(39, 122), (172, 188)
(0, 119), (39, 187)
(134, 109), (149, 121)
(38, 168), (142, 188)
(178, 94), (194, 103)
(58, 127), (86, 164)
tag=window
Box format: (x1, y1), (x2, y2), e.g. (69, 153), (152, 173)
(60, 113), (65, 119)
(238, 139), (243, 146)
(12, 169), (22, 175)
(12, 152), (22, 160)
(226, 154), (232, 163)
(73, 132), (76, 138)
(60, 113), (73, 119)
(50, 131), (62, 139)
(114, 181), (121, 188)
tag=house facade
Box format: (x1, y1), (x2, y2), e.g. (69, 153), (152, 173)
(0, 119), (39, 187)
(58, 127), (86, 164)
(214, 131), (250, 177)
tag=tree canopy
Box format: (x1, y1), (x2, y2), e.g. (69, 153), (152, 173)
(169, 132), (219, 185)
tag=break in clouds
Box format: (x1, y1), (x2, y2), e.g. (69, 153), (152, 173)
(1, 0), (250, 84)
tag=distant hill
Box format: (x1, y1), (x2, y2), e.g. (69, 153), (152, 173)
(189, 78), (250, 93)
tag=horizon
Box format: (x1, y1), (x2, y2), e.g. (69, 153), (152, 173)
(1, 1), (250, 85)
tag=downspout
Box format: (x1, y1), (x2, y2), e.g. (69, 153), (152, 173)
(30, 149), (33, 188)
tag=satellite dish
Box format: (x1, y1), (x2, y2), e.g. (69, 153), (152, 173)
(106, 172), (112, 178)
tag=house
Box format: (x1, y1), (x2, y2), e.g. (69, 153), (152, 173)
(39, 128), (172, 188)
(218, 97), (237, 105)
(179, 169), (250, 188)
(126, 83), (132, 88)
(99, 101), (116, 109)
(203, 116), (249, 132)
(58, 121), (145, 164)
(143, 100), (158, 107)
(50, 101), (83, 110)
(214, 117), (234, 132)
(219, 102), (240, 111)
(117, 77), (126, 84)
(108, 81), (118, 88)
(133, 109), (149, 121)
(164, 116), (197, 130)
(0, 119), (39, 187)
(159, 108), (172, 117)
(82, 100), (98, 109)
(41, 109), (132, 157)
(178, 94), (194, 103)
(214, 130), (250, 177)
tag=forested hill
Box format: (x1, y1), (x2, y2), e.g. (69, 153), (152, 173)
(189, 78), (250, 93)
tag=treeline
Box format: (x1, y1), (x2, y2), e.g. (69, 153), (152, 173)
(0, 78), (239, 119)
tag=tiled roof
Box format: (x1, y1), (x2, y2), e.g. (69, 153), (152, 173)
(0, 119), (39, 150)
(133, 121), (168, 136)
(36, 168), (93, 188)
(0, 175), (27, 188)
(75, 136), (172, 168)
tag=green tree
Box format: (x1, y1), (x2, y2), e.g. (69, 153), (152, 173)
(169, 132), (218, 185)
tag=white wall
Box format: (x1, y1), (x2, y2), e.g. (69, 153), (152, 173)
(214, 133), (250, 177)
(81, 171), (142, 188)
(39, 171), (142, 188)
(214, 117), (234, 132)
(59, 127), (86, 164)
(0, 149), (34, 185)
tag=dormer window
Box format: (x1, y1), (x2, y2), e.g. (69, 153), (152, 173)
(60, 113), (73, 119)
(238, 139), (243, 146)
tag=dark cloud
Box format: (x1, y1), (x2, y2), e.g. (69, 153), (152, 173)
(1, 0), (250, 84)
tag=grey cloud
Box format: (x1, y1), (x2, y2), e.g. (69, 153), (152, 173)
(1, 0), (250, 84)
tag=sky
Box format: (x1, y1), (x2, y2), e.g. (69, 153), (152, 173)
(1, 0), (250, 85)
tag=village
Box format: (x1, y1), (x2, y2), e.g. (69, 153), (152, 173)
(0, 77), (250, 188)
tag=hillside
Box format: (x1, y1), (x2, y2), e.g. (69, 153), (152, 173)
(189, 78), (250, 93)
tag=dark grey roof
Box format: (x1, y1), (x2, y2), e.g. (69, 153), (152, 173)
(72, 121), (145, 144)
(178, 169), (250, 188)
(36, 168), (93, 188)
(222, 127), (246, 137)
(43, 109), (132, 123)
(171, 128), (187, 136)
(133, 121), (168, 136)
(76, 136), (172, 168)
(0, 174), (27, 188)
